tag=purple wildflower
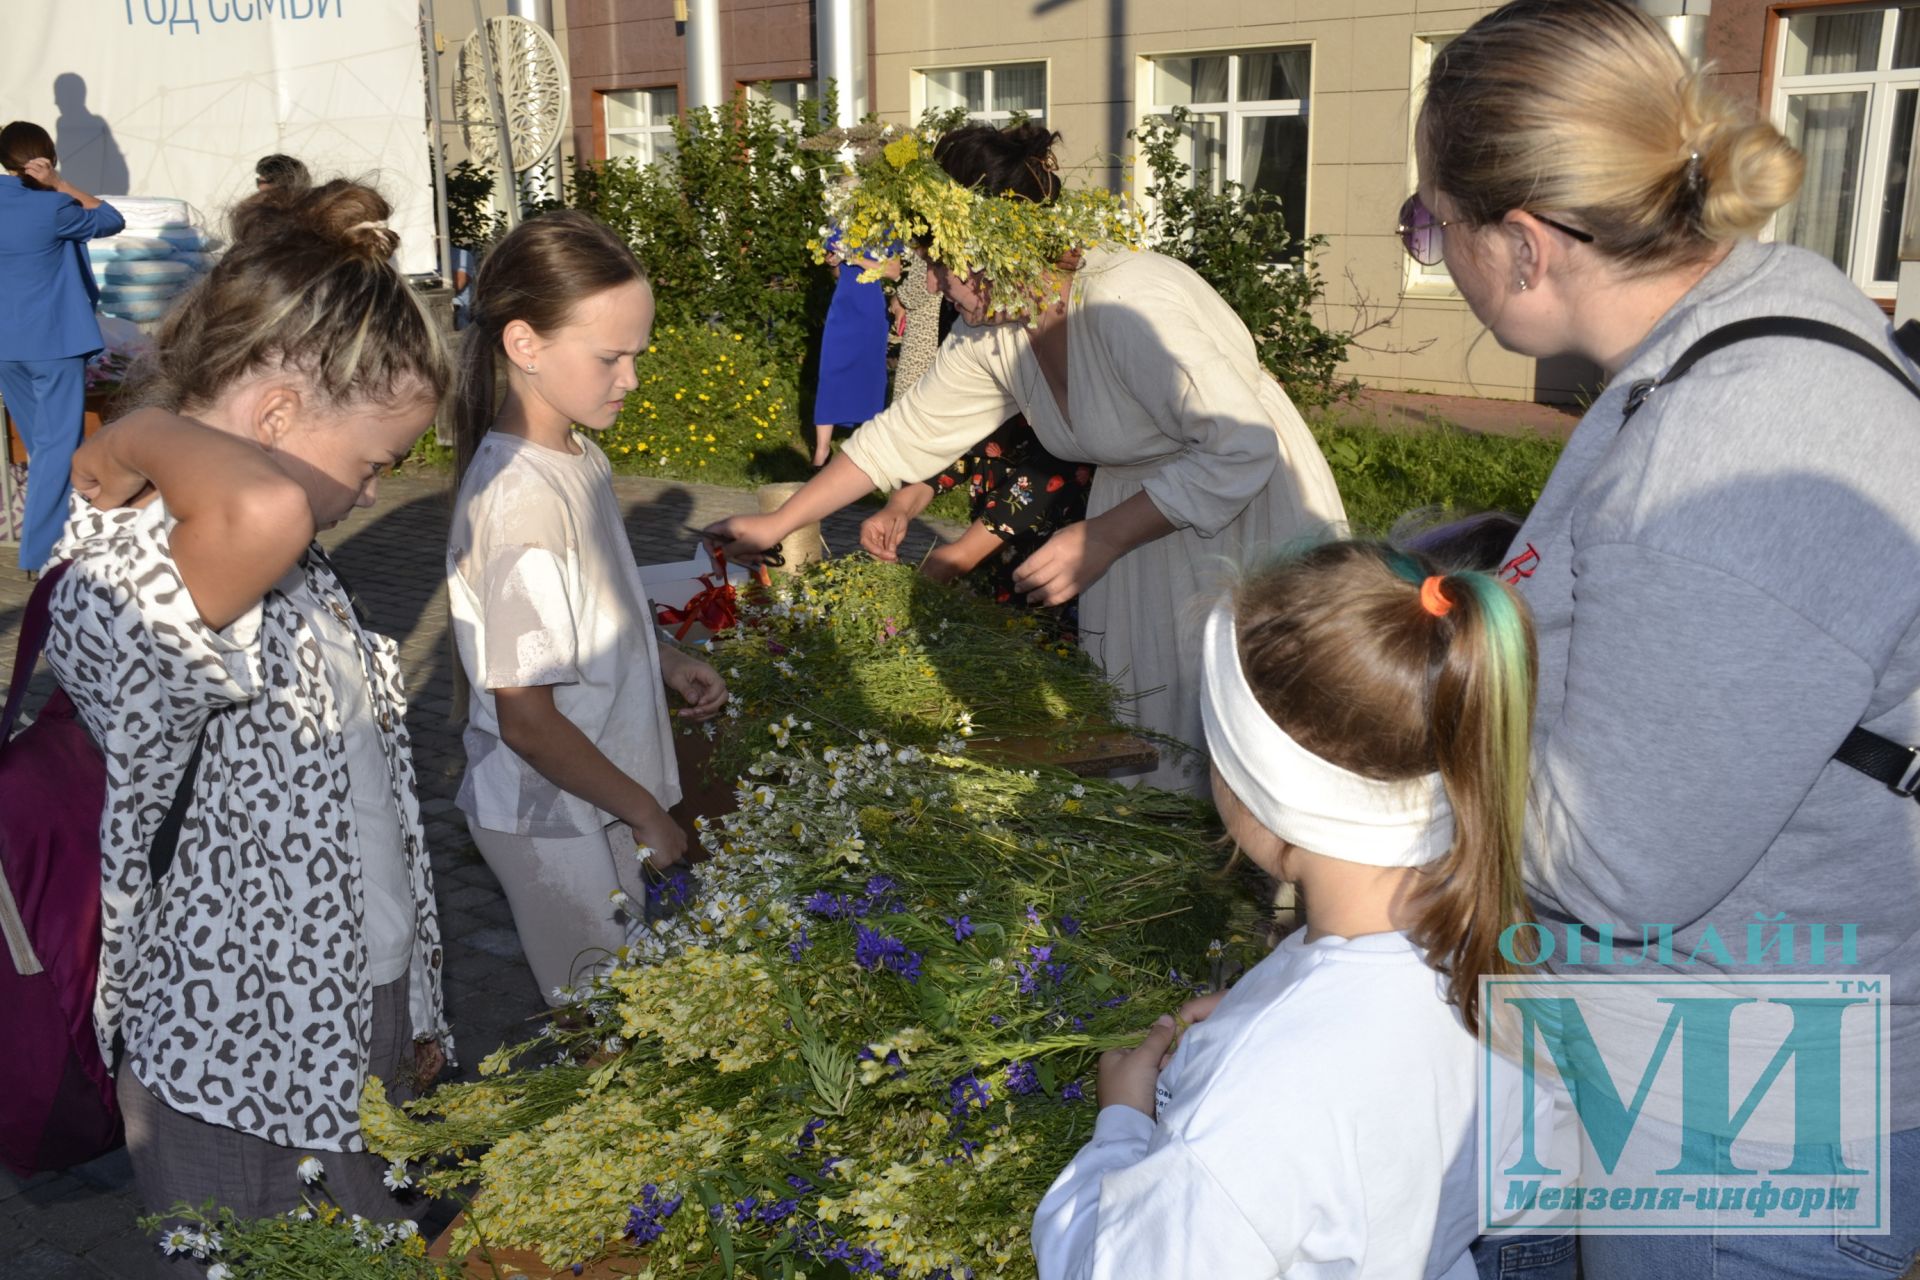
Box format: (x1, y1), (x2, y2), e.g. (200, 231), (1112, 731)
(1026, 904), (1042, 926)
(788, 926), (813, 961)
(625, 1184), (683, 1245)
(1004, 1061), (1039, 1095)
(1059, 916), (1081, 935)
(796, 1117), (828, 1150)
(948, 1073), (992, 1120)
(946, 914), (975, 942)
(1061, 1081), (1085, 1102)
(853, 923), (923, 983)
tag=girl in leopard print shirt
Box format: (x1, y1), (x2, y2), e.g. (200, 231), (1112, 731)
(44, 178), (455, 1261)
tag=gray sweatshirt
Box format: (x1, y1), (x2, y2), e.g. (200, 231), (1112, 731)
(1513, 238), (1920, 1130)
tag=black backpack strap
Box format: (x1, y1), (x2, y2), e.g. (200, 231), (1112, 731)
(1621, 316), (1920, 421)
(1618, 314), (1920, 804)
(1834, 726), (1919, 800)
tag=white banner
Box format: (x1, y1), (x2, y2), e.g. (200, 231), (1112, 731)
(4, 1), (436, 273)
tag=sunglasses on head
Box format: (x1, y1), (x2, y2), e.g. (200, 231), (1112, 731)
(1396, 192), (1595, 267)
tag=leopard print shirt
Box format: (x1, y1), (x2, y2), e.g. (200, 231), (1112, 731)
(45, 497), (453, 1152)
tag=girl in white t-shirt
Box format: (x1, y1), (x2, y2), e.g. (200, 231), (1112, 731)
(446, 212), (728, 1003)
(1035, 541), (1572, 1280)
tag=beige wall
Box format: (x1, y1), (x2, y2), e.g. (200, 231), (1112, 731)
(872, 0), (1592, 403)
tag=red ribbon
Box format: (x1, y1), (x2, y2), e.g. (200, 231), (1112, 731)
(656, 546), (746, 639)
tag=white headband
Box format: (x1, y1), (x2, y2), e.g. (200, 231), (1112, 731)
(1200, 604), (1455, 868)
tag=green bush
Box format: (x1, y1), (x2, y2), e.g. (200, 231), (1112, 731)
(1132, 108), (1354, 409)
(570, 94), (832, 371)
(596, 322), (813, 485)
(1309, 415), (1563, 536)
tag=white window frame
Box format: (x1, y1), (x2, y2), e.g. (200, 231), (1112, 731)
(912, 61), (1049, 126)
(1768, 3), (1920, 300)
(1404, 32), (1463, 297)
(1133, 45), (1313, 262)
(747, 79), (816, 127)
(603, 87), (679, 166)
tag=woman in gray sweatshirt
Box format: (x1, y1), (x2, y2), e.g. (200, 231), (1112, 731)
(1414, 3), (1919, 1277)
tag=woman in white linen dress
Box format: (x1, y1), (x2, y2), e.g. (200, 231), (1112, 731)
(709, 124), (1345, 791)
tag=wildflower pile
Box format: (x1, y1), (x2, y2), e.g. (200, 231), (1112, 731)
(698, 557), (1140, 778)
(138, 1159), (453, 1280)
(363, 746), (1262, 1277)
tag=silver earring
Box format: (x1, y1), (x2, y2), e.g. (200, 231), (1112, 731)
(1517, 277), (1530, 292)
(525, 363), (536, 373)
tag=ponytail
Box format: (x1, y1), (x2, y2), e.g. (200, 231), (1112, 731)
(1232, 542), (1539, 1036)
(453, 322), (499, 479)
(1407, 570), (1537, 1035)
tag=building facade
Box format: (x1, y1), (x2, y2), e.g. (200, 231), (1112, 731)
(557, 0), (1900, 404)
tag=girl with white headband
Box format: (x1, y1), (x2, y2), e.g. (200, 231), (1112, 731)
(1033, 541), (1560, 1280)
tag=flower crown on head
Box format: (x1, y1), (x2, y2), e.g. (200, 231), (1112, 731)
(809, 123), (1143, 322)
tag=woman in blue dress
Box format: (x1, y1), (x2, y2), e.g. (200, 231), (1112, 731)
(811, 228), (897, 466)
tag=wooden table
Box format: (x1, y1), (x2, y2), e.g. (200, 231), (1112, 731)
(427, 1215), (650, 1278)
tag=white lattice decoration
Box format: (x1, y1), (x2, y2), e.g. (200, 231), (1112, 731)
(454, 15), (569, 174)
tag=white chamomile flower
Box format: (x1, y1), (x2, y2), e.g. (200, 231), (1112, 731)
(382, 1161), (412, 1191)
(610, 888), (632, 906)
(394, 1220), (420, 1240)
(296, 1155), (325, 1185)
(159, 1228), (195, 1256)
(634, 845), (656, 863)
(1070, 784), (1087, 798)
(207, 1266), (232, 1280)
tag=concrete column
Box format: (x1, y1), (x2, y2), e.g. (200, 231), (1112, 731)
(1636, 0), (1711, 66)
(816, 0), (868, 128)
(686, 0), (728, 114)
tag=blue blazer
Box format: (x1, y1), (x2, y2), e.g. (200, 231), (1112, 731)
(0, 176), (126, 362)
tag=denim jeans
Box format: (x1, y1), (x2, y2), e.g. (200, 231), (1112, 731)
(1472, 1231), (1578, 1279)
(1577, 1126), (1920, 1279)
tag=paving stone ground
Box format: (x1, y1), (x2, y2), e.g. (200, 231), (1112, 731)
(0, 468), (956, 1277)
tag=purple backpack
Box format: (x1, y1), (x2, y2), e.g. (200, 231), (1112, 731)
(0, 563), (121, 1175)
(0, 564), (201, 1176)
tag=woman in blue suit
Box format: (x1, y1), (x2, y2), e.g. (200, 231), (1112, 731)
(0, 120), (124, 573)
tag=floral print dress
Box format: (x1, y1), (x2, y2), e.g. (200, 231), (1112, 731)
(932, 414), (1093, 624)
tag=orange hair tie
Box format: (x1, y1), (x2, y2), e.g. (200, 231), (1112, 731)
(1419, 575), (1453, 618)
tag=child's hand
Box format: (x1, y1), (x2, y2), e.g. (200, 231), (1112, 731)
(1097, 1014), (1179, 1119)
(71, 412), (170, 509)
(1164, 991), (1226, 1066)
(860, 509), (909, 561)
(628, 810), (689, 867)
(410, 1038), (447, 1091)
(662, 651), (728, 720)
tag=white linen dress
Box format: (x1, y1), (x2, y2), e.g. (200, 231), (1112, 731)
(843, 246), (1347, 790)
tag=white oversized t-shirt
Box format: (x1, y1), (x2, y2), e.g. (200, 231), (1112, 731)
(448, 431), (681, 837)
(1033, 930), (1576, 1280)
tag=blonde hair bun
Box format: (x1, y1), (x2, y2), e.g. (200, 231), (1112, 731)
(1421, 0), (1805, 272)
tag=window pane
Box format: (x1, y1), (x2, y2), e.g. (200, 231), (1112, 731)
(1152, 55), (1230, 106)
(1781, 91), (1869, 273)
(1241, 114), (1310, 251)
(1189, 110), (1229, 194)
(649, 88), (678, 126)
(1783, 10), (1883, 76)
(1896, 6), (1920, 67)
(605, 91), (643, 130)
(992, 63), (1047, 113)
(652, 130), (678, 165)
(925, 68), (987, 111)
(1238, 49), (1309, 103)
(1875, 88), (1919, 280)
(606, 131), (646, 160)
